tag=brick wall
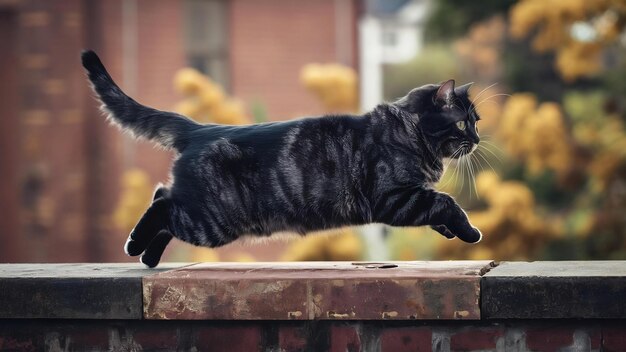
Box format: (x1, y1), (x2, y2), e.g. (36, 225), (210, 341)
(1, 261), (626, 351)
(0, 0), (91, 262)
(0, 0), (186, 262)
(229, 0), (359, 119)
(1, 320), (622, 352)
(0, 7), (21, 261)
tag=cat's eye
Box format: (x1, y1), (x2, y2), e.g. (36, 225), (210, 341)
(456, 121), (466, 130)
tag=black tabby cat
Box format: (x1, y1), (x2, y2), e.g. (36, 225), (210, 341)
(82, 50), (482, 268)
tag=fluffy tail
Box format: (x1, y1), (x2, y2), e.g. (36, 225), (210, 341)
(81, 50), (200, 151)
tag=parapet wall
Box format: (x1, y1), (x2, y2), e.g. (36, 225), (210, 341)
(1, 261), (625, 351)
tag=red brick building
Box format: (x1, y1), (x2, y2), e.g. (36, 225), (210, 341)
(0, 0), (360, 262)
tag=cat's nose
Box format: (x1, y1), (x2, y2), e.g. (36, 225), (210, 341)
(470, 132), (480, 144)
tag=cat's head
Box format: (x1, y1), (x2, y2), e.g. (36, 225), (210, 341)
(393, 79), (480, 159)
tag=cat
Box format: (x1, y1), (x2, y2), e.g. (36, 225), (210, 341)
(81, 50), (482, 268)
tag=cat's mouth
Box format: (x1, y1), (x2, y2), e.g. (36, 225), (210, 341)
(457, 143), (478, 157)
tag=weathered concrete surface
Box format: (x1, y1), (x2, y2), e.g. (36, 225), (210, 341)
(0, 263), (189, 319)
(143, 261), (494, 320)
(482, 261), (626, 319)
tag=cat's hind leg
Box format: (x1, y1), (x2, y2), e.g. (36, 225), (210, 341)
(140, 230), (173, 268)
(134, 184), (175, 267)
(124, 197), (170, 257)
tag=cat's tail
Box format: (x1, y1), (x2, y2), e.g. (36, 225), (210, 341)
(81, 50), (200, 151)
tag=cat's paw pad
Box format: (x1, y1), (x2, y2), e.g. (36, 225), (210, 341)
(467, 227), (482, 243)
(140, 254), (159, 268)
(124, 236), (143, 256)
(456, 226), (482, 243)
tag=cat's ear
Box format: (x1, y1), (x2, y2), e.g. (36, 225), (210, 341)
(455, 82), (473, 97)
(434, 79), (456, 107)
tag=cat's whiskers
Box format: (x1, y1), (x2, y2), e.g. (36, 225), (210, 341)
(457, 153), (467, 194)
(446, 165), (459, 187)
(457, 143), (471, 193)
(470, 93), (511, 115)
(460, 153), (467, 193)
(470, 153), (480, 199)
(446, 144), (465, 165)
(441, 153), (457, 173)
(479, 138), (502, 150)
(444, 138), (500, 198)
(466, 151), (473, 192)
(474, 92), (511, 107)
(439, 146), (465, 189)
(452, 142), (483, 199)
(471, 82), (499, 106)
(440, 150), (460, 181)
(478, 141), (503, 162)
(459, 141), (503, 200)
(470, 99), (499, 115)
(475, 148), (497, 173)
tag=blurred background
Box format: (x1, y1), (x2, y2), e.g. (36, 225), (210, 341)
(1, 0), (626, 263)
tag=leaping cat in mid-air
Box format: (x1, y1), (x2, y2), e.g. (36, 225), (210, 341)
(82, 50), (482, 268)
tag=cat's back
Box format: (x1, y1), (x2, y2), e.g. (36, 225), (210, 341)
(184, 115), (366, 155)
(186, 121), (293, 149)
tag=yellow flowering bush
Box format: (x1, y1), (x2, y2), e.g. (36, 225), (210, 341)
(438, 171), (560, 260)
(499, 93), (574, 179)
(281, 228), (363, 261)
(510, 0), (626, 80)
(113, 168), (153, 232)
(174, 68), (250, 125)
(566, 91), (626, 191)
(301, 63), (358, 113)
(454, 16), (505, 81)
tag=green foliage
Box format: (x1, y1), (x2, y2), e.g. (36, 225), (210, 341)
(600, 48), (626, 100)
(564, 90), (606, 125)
(503, 40), (567, 102)
(250, 99), (268, 123)
(424, 0), (516, 42)
(387, 227), (440, 261)
(525, 170), (578, 208)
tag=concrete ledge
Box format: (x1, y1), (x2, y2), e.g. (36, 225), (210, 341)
(0, 263), (188, 319)
(0, 261), (491, 321)
(1, 261), (626, 321)
(482, 261), (626, 319)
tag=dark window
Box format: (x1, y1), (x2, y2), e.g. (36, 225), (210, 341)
(183, 0), (230, 90)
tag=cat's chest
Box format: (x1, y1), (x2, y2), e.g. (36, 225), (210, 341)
(419, 157), (444, 184)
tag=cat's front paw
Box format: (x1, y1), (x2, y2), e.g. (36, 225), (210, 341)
(457, 226), (482, 244)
